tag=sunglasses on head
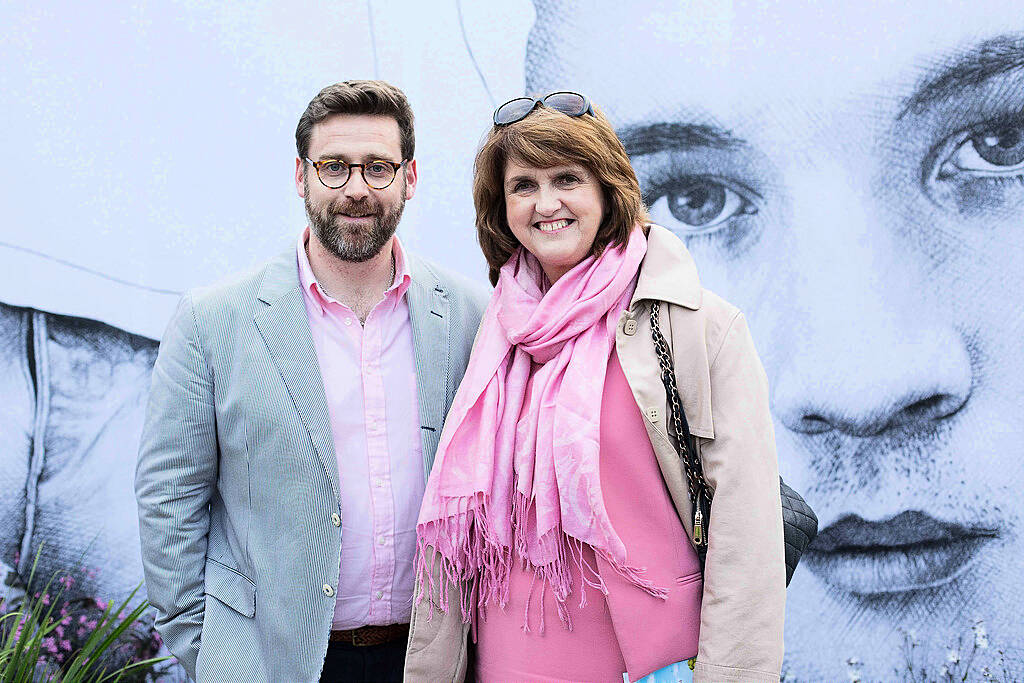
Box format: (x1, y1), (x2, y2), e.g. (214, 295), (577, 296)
(492, 91), (595, 126)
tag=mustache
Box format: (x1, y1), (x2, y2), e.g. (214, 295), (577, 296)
(330, 198), (375, 216)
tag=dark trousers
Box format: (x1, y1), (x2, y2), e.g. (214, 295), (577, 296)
(319, 639), (406, 683)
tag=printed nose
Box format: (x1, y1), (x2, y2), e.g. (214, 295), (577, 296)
(772, 308), (973, 439)
(770, 164), (974, 440)
(779, 368), (970, 438)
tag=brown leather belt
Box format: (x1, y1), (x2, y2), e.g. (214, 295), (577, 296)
(329, 623), (410, 647)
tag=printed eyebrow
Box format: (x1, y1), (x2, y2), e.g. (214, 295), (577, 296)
(617, 121), (743, 157)
(900, 33), (1024, 118)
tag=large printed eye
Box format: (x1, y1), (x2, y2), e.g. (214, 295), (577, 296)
(648, 177), (757, 234)
(938, 125), (1024, 179)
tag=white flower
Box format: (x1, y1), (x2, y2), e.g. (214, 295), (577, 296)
(940, 665), (949, 677)
(947, 648), (960, 664)
(845, 657), (863, 683)
(973, 620), (989, 649)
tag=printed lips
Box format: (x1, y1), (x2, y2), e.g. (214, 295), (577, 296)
(804, 510), (998, 595)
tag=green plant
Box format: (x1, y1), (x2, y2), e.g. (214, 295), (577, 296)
(0, 552), (167, 682)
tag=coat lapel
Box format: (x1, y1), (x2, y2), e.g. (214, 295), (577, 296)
(253, 248), (340, 503)
(406, 254), (450, 480)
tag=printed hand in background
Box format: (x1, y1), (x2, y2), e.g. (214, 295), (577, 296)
(0, 301), (158, 603)
(0, 303), (34, 580)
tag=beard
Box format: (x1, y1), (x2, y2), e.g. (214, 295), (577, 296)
(304, 175), (406, 263)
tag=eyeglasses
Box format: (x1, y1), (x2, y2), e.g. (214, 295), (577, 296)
(305, 158), (407, 190)
(492, 91), (595, 126)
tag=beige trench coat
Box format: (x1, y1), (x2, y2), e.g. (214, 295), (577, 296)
(405, 224), (786, 683)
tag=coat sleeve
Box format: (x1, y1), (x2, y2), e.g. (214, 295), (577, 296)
(134, 293), (217, 681)
(404, 546), (472, 683)
(693, 311), (786, 683)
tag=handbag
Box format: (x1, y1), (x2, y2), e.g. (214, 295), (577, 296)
(648, 300), (818, 586)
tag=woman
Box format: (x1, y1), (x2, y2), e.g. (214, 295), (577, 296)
(406, 93), (785, 683)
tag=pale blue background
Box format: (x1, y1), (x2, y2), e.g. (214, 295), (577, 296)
(2, 2), (1020, 681)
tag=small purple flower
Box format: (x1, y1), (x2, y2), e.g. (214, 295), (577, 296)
(59, 638), (71, 651)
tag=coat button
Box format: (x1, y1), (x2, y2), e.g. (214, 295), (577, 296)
(331, 512), (341, 527)
(646, 406), (660, 423)
(623, 319), (638, 336)
(323, 583), (335, 597)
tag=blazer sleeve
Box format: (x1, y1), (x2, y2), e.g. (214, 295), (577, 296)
(134, 292), (218, 681)
(693, 312), (786, 683)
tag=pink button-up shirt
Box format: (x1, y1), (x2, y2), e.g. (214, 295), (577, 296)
(296, 227), (424, 629)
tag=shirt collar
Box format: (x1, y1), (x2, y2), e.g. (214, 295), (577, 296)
(296, 226), (412, 316)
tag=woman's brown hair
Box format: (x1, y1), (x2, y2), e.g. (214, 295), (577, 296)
(473, 104), (650, 285)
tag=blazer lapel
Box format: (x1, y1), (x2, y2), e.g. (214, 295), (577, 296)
(253, 248), (340, 503)
(406, 254), (450, 480)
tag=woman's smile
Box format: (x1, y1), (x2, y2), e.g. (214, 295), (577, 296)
(534, 218), (575, 233)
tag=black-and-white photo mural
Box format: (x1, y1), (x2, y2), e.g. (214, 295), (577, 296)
(2, 1), (1019, 680)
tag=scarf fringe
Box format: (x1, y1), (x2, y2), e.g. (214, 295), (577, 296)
(416, 489), (668, 631)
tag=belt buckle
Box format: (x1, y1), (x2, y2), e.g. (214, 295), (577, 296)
(351, 627), (376, 647)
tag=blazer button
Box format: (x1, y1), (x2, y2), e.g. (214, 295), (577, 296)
(323, 584), (335, 597)
(331, 512), (341, 527)
(623, 319), (638, 336)
(646, 406), (660, 423)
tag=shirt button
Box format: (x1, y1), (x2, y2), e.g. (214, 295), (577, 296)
(345, 318), (353, 326)
(331, 512), (341, 527)
(375, 590), (384, 600)
(378, 535), (386, 546)
(646, 406), (660, 423)
(323, 584), (335, 597)
(624, 319), (638, 336)
(375, 479), (384, 488)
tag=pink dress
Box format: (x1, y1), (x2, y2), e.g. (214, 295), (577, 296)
(475, 351), (703, 683)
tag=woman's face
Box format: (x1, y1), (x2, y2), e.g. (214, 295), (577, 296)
(503, 159), (606, 283)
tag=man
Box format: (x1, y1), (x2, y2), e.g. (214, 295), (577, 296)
(135, 80), (487, 683)
(524, 1), (1023, 681)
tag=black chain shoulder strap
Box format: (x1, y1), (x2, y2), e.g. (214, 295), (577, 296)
(649, 300), (711, 564)
(648, 300), (818, 585)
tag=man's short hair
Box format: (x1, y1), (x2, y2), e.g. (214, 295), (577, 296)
(473, 105), (650, 285)
(295, 80), (415, 161)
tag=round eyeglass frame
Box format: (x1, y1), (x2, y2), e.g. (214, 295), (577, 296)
(305, 158), (408, 190)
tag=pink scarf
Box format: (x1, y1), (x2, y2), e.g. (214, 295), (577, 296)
(416, 227), (665, 628)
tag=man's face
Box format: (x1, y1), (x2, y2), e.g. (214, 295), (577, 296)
(296, 113), (417, 262)
(528, 1), (1024, 679)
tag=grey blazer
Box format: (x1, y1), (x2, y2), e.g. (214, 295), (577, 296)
(135, 245), (487, 683)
